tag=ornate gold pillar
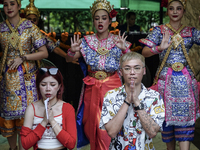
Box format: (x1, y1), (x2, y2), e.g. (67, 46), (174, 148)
(182, 0), (200, 81)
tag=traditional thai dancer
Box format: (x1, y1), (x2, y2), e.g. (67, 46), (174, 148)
(66, 0), (131, 149)
(24, 0), (68, 60)
(140, 0), (200, 149)
(0, 0), (48, 150)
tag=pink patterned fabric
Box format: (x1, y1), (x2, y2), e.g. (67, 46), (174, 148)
(84, 33), (131, 51)
(163, 67), (198, 126)
(159, 25), (193, 37)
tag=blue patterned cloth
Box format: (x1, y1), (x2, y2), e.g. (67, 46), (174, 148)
(140, 25), (200, 126)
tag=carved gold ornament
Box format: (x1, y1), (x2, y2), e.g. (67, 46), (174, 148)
(8, 32), (19, 49)
(171, 33), (184, 49)
(90, 0), (113, 18)
(96, 47), (109, 55)
(172, 62), (184, 72)
(95, 71), (108, 80)
(25, 0), (40, 18)
(168, 0), (186, 9)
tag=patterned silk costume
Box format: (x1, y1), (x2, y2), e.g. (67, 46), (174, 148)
(77, 33), (131, 149)
(41, 34), (60, 54)
(0, 19), (46, 137)
(24, 0), (60, 54)
(139, 24), (200, 127)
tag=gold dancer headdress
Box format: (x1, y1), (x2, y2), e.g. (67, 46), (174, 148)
(161, 0), (187, 9)
(90, 0), (114, 18)
(25, 0), (40, 18)
(0, 0), (21, 5)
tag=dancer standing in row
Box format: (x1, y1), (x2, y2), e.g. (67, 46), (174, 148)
(24, 0), (68, 59)
(140, 0), (200, 149)
(0, 0), (48, 150)
(66, 0), (131, 149)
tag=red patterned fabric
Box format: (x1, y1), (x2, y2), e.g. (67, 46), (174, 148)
(82, 72), (122, 150)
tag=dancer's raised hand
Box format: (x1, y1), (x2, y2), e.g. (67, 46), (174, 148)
(115, 31), (128, 51)
(70, 34), (82, 52)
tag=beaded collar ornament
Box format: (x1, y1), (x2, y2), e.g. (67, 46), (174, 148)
(161, 0), (187, 9)
(25, 0), (40, 18)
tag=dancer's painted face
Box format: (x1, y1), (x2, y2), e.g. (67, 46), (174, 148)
(93, 9), (111, 34)
(3, 0), (21, 19)
(27, 14), (39, 25)
(167, 1), (184, 23)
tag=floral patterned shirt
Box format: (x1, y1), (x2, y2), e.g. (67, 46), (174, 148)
(100, 84), (165, 150)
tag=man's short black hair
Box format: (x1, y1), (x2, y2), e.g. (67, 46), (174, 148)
(126, 11), (136, 19)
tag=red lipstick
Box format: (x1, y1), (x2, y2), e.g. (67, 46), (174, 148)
(98, 25), (103, 30)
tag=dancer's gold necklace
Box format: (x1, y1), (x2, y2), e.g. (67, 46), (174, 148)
(96, 34), (110, 55)
(166, 23), (185, 49)
(6, 18), (24, 49)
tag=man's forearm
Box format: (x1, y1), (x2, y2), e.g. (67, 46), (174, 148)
(137, 109), (160, 138)
(105, 103), (129, 138)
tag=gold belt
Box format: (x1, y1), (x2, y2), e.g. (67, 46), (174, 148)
(88, 71), (115, 80)
(24, 69), (37, 80)
(164, 62), (187, 72)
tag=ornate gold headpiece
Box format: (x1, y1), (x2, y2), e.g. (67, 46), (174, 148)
(168, 0), (187, 9)
(25, 0), (40, 18)
(0, 0), (21, 4)
(17, 0), (21, 4)
(90, 0), (114, 18)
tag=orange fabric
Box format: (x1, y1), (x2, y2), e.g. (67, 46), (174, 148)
(0, 117), (24, 137)
(82, 72), (121, 150)
(59, 42), (70, 50)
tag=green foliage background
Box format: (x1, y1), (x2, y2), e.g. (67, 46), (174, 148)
(41, 10), (169, 33)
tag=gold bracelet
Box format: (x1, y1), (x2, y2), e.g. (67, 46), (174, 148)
(20, 55), (27, 62)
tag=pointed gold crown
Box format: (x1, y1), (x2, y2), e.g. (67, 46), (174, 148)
(0, 0), (21, 4)
(90, 0), (114, 18)
(17, 0), (21, 5)
(168, 0), (187, 9)
(25, 0), (40, 18)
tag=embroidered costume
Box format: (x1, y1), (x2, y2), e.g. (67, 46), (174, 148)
(139, 24), (200, 127)
(41, 34), (60, 54)
(24, 0), (60, 54)
(0, 19), (46, 137)
(77, 33), (131, 149)
(99, 84), (165, 150)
